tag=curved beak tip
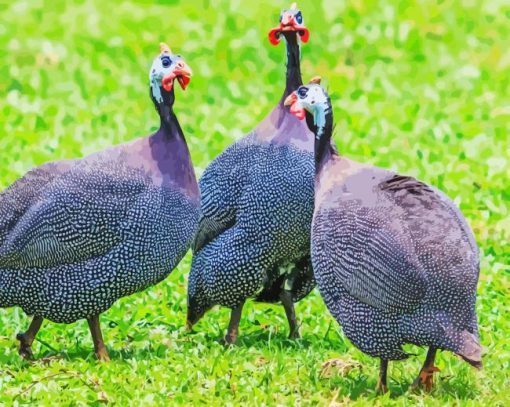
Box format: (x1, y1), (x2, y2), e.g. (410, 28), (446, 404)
(284, 93), (296, 106)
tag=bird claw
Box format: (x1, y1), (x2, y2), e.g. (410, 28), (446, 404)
(95, 348), (111, 362)
(411, 366), (440, 392)
(16, 333), (34, 360)
(376, 381), (388, 394)
(18, 346), (34, 360)
(288, 330), (300, 340)
(219, 334), (237, 347)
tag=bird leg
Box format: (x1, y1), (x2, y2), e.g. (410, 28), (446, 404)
(223, 302), (245, 345)
(376, 359), (389, 393)
(87, 315), (110, 362)
(280, 289), (300, 339)
(16, 316), (44, 360)
(411, 347), (439, 392)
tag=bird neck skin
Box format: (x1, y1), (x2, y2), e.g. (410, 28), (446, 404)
(159, 107), (185, 141)
(282, 32), (303, 100)
(150, 94), (199, 198)
(313, 106), (336, 173)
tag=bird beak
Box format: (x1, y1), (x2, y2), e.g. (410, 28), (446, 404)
(268, 13), (310, 45)
(284, 92), (297, 107)
(162, 61), (193, 92)
(284, 92), (306, 120)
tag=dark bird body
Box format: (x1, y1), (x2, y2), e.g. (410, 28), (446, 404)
(0, 135), (198, 323)
(285, 82), (481, 391)
(187, 7), (316, 342)
(0, 46), (198, 360)
(191, 115), (315, 307)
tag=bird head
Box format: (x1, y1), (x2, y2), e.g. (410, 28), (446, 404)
(149, 42), (192, 107)
(268, 3), (310, 46)
(285, 77), (331, 137)
(186, 267), (212, 331)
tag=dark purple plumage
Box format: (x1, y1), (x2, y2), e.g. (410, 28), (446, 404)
(187, 7), (316, 343)
(286, 83), (481, 392)
(0, 47), (198, 360)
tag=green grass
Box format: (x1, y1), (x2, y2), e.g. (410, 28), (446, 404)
(1, 0), (509, 404)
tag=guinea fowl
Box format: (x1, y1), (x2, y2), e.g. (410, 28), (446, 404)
(187, 3), (316, 343)
(285, 80), (482, 392)
(0, 43), (199, 361)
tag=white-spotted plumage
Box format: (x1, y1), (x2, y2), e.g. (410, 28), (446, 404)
(0, 46), (199, 359)
(187, 6), (316, 339)
(289, 82), (482, 390)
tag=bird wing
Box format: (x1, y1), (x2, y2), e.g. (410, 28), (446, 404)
(0, 170), (144, 270)
(192, 208), (236, 253)
(321, 201), (427, 313)
(191, 148), (243, 253)
(0, 162), (72, 249)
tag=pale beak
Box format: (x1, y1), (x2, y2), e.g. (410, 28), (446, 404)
(284, 93), (297, 106)
(284, 92), (306, 120)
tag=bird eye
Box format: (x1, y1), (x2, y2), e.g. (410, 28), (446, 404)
(297, 87), (308, 98)
(295, 11), (303, 24)
(161, 56), (171, 68)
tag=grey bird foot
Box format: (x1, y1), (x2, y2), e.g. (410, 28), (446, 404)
(288, 329), (300, 340)
(16, 333), (34, 360)
(376, 381), (389, 394)
(410, 366), (440, 392)
(95, 348), (111, 362)
(219, 334), (238, 347)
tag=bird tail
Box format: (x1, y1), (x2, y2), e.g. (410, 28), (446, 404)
(455, 329), (483, 369)
(404, 310), (482, 369)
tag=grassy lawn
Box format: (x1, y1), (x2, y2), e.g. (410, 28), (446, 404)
(0, 0), (509, 404)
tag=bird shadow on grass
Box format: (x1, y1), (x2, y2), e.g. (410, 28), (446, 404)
(57, 344), (173, 362)
(235, 331), (317, 350)
(1, 341), (173, 366)
(324, 375), (480, 402)
(234, 323), (352, 350)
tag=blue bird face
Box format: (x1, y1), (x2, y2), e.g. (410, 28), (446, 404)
(268, 2), (310, 45)
(149, 43), (192, 103)
(285, 78), (330, 138)
(186, 269), (212, 329)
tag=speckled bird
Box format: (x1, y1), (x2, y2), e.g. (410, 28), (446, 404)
(0, 43), (199, 361)
(187, 3), (316, 343)
(285, 81), (482, 392)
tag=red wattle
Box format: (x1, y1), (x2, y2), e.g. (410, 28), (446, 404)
(177, 75), (190, 90)
(268, 27), (281, 45)
(297, 26), (310, 43)
(290, 102), (306, 120)
(162, 73), (176, 91)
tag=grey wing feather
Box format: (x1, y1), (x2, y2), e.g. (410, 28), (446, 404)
(192, 209), (235, 253)
(191, 152), (241, 253)
(0, 162), (71, 247)
(324, 203), (426, 313)
(0, 170), (144, 269)
(0, 192), (123, 269)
